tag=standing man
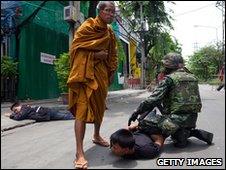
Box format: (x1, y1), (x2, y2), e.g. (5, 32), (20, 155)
(67, 1), (117, 169)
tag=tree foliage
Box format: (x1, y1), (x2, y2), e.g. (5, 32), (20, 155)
(149, 32), (182, 65)
(147, 32), (182, 80)
(54, 53), (70, 93)
(1, 56), (18, 77)
(187, 44), (223, 81)
(118, 1), (175, 52)
(118, 1), (181, 81)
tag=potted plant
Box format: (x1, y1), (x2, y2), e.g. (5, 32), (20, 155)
(54, 53), (70, 104)
(1, 56), (18, 101)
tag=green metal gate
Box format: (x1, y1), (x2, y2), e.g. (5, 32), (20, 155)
(17, 23), (69, 99)
(16, 1), (69, 100)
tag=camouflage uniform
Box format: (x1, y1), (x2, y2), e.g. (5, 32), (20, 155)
(137, 68), (202, 137)
(129, 53), (213, 147)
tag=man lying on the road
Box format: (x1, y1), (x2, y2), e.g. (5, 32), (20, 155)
(109, 124), (165, 159)
(4, 102), (74, 122)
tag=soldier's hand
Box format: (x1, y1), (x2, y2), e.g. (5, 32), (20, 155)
(127, 123), (139, 132)
(128, 111), (139, 126)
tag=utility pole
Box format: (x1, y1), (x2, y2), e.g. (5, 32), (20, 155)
(220, 1), (225, 83)
(221, 2), (225, 62)
(216, 2), (225, 57)
(69, 1), (80, 48)
(140, 2), (146, 89)
(193, 42), (199, 52)
(216, 1), (225, 75)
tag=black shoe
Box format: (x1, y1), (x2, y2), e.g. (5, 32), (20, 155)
(217, 84), (224, 91)
(202, 131), (213, 145)
(190, 129), (213, 145)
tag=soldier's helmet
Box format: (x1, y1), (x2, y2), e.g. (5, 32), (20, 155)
(162, 53), (184, 69)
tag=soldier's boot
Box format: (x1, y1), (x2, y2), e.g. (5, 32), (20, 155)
(217, 84), (224, 91)
(171, 129), (190, 148)
(190, 129), (213, 145)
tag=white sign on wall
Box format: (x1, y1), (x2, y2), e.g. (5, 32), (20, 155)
(118, 72), (124, 84)
(40, 52), (56, 65)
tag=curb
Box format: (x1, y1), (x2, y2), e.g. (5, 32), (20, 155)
(1, 121), (35, 133)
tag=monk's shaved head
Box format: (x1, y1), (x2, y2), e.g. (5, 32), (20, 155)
(97, 1), (115, 24)
(97, 1), (115, 11)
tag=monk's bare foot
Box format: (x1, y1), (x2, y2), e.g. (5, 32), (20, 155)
(92, 136), (110, 147)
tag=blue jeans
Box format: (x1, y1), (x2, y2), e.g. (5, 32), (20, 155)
(49, 110), (74, 120)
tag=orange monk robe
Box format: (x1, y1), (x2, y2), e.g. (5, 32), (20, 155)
(67, 16), (118, 124)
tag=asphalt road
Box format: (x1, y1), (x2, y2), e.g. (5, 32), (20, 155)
(1, 85), (225, 169)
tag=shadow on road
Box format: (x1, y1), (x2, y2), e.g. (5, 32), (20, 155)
(85, 145), (137, 169)
(112, 159), (137, 169)
(163, 138), (214, 154)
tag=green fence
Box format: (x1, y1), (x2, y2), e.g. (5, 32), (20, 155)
(17, 23), (69, 100)
(16, 1), (69, 100)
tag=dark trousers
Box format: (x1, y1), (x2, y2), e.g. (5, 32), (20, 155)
(49, 110), (74, 120)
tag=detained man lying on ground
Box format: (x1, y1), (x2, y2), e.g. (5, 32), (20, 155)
(4, 102), (74, 122)
(110, 123), (165, 159)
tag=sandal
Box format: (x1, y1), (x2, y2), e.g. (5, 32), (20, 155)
(74, 160), (88, 169)
(92, 139), (110, 147)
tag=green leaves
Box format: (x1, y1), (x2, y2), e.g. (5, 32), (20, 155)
(53, 53), (70, 93)
(148, 32), (182, 79)
(118, 1), (179, 82)
(1, 56), (18, 77)
(187, 45), (223, 81)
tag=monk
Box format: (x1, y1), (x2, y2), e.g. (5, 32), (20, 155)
(67, 1), (118, 169)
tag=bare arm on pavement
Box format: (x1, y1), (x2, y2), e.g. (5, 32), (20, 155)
(4, 113), (12, 117)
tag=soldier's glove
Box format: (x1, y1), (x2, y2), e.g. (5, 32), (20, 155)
(128, 111), (140, 126)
